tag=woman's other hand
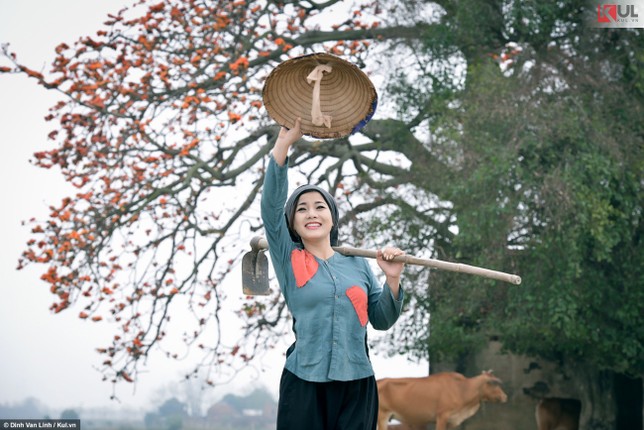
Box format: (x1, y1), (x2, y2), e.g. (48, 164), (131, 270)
(377, 246), (405, 298)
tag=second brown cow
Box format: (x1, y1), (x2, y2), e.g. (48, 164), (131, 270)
(536, 397), (581, 430)
(377, 370), (508, 430)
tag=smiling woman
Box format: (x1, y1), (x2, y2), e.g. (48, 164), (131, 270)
(260, 112), (407, 429)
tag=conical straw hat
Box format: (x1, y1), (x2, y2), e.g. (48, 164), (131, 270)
(262, 52), (378, 139)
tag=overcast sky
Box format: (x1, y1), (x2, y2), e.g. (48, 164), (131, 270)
(0, 0), (427, 414)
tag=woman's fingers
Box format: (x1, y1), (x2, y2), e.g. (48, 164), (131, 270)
(379, 246), (405, 261)
(292, 116), (302, 133)
(278, 117), (303, 144)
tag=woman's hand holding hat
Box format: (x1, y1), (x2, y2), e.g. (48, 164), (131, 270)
(272, 117), (302, 166)
(278, 117), (302, 146)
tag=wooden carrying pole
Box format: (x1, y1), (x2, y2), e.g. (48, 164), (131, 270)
(250, 237), (522, 285)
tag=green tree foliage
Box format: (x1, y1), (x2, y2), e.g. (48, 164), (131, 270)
(1, 0), (641, 393)
(384, 0), (643, 376)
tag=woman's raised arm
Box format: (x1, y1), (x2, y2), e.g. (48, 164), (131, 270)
(272, 117), (302, 166)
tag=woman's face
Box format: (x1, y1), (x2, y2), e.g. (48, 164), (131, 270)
(293, 191), (334, 244)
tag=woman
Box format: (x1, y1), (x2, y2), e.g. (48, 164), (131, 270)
(261, 117), (406, 429)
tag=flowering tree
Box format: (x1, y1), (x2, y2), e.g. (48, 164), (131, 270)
(1, 0), (426, 392)
(3, 0), (642, 400)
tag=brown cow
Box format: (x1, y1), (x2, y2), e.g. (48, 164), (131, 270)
(377, 370), (508, 430)
(535, 397), (581, 430)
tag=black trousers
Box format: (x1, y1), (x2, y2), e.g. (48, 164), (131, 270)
(276, 368), (378, 430)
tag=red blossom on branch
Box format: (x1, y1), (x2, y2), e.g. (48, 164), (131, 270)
(2, 0), (382, 397)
